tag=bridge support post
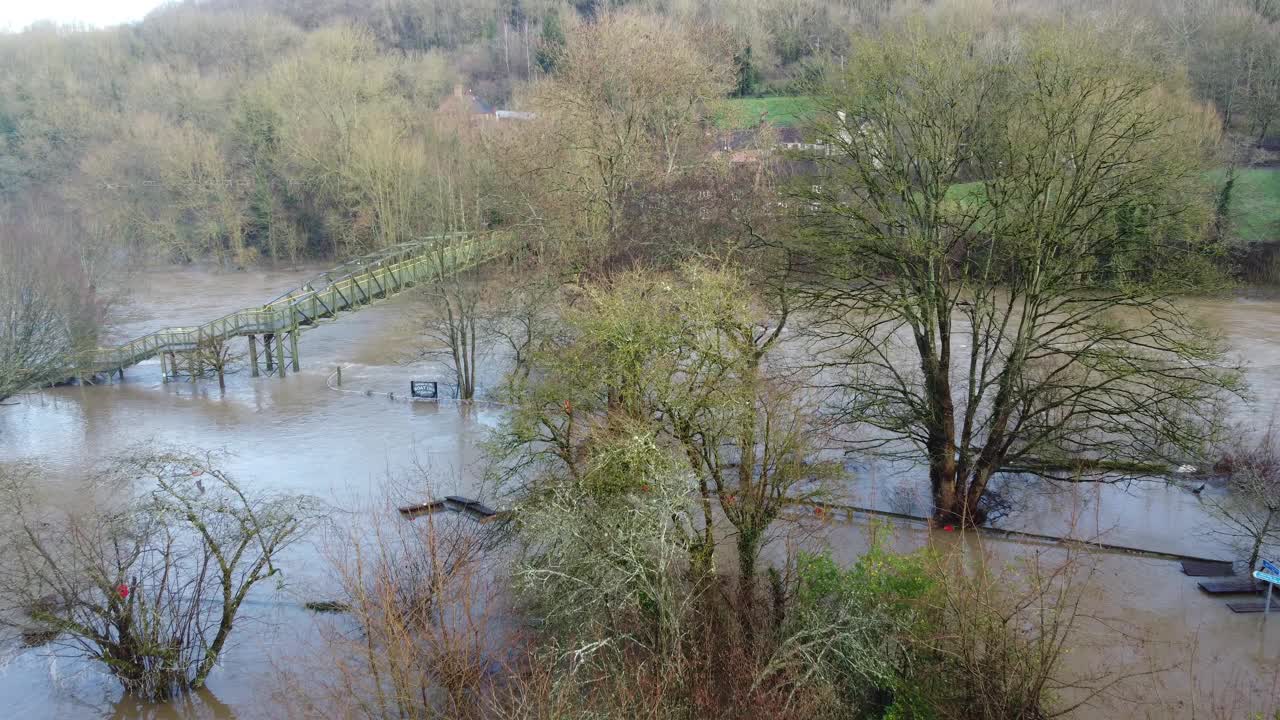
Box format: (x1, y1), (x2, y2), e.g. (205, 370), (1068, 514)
(264, 334), (275, 372)
(248, 335), (259, 377)
(168, 352), (177, 380)
(290, 325), (300, 372)
(160, 353), (168, 380)
(276, 332), (286, 378)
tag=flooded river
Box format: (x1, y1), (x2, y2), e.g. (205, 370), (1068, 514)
(0, 269), (1277, 718)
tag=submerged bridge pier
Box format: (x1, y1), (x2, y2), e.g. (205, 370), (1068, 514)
(244, 327), (299, 378)
(75, 232), (504, 385)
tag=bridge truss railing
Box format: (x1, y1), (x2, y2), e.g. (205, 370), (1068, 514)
(77, 231), (505, 376)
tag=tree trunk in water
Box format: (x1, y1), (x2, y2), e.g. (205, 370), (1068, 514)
(933, 465), (988, 527)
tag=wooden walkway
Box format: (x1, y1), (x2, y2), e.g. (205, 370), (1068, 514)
(72, 232), (506, 381)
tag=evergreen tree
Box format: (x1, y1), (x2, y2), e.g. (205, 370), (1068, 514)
(733, 44), (762, 97)
(536, 10), (565, 74)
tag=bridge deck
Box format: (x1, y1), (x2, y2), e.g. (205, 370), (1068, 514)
(75, 232), (503, 377)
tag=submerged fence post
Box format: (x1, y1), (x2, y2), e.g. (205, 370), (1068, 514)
(335, 366), (342, 386)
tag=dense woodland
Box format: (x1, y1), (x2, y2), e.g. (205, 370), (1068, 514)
(1, 1), (1280, 718)
(0, 0), (1276, 269)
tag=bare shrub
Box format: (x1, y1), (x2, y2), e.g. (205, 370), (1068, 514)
(293, 474), (509, 720)
(0, 449), (322, 701)
(0, 208), (107, 401)
(917, 542), (1169, 720)
(762, 528), (1160, 720)
(188, 333), (245, 390)
(1205, 417), (1280, 570)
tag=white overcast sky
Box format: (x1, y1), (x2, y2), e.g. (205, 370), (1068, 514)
(0, 0), (165, 32)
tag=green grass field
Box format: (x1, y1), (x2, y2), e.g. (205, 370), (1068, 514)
(720, 95), (1278, 245)
(718, 96), (817, 129)
(1221, 168), (1280, 245)
(947, 168), (1278, 245)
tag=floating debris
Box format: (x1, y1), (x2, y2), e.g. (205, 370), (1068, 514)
(304, 600), (352, 613)
(20, 629), (59, 647)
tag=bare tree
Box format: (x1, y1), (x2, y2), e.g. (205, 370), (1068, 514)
(186, 333), (244, 390)
(497, 9), (732, 270)
(487, 268), (562, 388)
(419, 260), (490, 402)
(1206, 419), (1280, 570)
(0, 212), (105, 403)
(0, 263), (73, 403)
(0, 449), (323, 701)
(798, 23), (1240, 525)
(300, 482), (500, 720)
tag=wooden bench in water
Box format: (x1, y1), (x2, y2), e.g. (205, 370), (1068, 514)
(399, 496), (498, 522)
(1197, 578), (1265, 595)
(1226, 600), (1275, 613)
(398, 499), (448, 518)
(1181, 560), (1235, 577)
(445, 496), (498, 520)
(399, 499), (450, 515)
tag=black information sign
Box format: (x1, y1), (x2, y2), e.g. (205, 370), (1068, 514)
(410, 381), (439, 400)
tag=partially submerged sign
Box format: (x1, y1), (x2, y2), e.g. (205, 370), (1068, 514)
(1257, 559), (1280, 586)
(410, 380), (438, 400)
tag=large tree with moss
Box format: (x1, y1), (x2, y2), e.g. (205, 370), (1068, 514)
(798, 23), (1241, 525)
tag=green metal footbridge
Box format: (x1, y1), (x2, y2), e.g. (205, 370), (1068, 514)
(76, 232), (505, 382)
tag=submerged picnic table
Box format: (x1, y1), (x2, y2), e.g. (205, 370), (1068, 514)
(1183, 560), (1275, 614)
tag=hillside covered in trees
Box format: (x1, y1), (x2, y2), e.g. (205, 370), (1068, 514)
(0, 0), (1277, 270)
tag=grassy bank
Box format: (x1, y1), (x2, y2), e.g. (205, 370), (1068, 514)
(718, 95), (817, 128)
(721, 94), (1278, 249)
(946, 167), (1278, 246)
(1219, 167), (1280, 245)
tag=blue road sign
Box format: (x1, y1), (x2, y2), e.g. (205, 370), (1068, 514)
(1255, 569), (1280, 585)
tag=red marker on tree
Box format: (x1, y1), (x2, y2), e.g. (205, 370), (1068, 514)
(116, 584), (130, 599)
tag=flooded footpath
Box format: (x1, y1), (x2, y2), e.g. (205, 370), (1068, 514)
(0, 268), (1278, 718)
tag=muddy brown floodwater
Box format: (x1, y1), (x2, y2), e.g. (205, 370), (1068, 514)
(0, 269), (1278, 718)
